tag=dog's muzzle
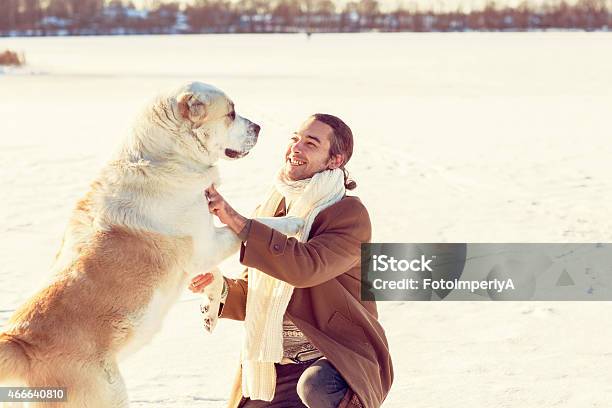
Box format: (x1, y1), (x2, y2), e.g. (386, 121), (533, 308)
(225, 123), (260, 159)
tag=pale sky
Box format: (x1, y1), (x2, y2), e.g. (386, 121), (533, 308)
(132, 0), (556, 13)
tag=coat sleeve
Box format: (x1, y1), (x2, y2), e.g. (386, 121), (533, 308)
(239, 200), (371, 289)
(218, 268), (248, 321)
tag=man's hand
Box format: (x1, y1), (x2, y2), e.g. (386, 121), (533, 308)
(205, 184), (247, 234)
(189, 273), (214, 293)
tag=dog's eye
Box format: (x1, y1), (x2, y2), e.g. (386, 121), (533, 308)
(228, 111), (236, 120)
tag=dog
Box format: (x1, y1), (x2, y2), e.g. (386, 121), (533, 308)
(0, 82), (303, 407)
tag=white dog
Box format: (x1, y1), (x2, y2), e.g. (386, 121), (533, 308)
(0, 82), (302, 407)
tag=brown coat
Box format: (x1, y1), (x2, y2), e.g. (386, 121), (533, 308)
(219, 195), (393, 408)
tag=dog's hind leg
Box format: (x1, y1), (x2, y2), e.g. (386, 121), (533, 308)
(94, 359), (129, 408)
(100, 360), (129, 408)
(0, 334), (30, 385)
(35, 360), (129, 408)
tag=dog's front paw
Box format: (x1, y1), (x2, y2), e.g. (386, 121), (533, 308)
(199, 295), (220, 333)
(255, 215), (305, 236)
(282, 216), (305, 236)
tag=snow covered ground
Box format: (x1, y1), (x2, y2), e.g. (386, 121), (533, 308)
(1, 32), (612, 407)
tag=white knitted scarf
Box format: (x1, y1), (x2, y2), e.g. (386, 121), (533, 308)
(241, 167), (346, 401)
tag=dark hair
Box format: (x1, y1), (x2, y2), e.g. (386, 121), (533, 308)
(311, 113), (357, 190)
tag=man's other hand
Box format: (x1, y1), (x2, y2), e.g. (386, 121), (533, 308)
(189, 273), (214, 293)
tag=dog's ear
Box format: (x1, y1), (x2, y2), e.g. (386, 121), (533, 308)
(177, 92), (206, 123)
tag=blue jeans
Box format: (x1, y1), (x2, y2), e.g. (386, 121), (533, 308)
(239, 357), (349, 408)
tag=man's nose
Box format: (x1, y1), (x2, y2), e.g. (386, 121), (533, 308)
(291, 141), (302, 153)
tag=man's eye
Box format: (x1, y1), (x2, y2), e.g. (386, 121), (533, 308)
(307, 142), (315, 147)
(228, 111), (236, 120)
(290, 136), (298, 142)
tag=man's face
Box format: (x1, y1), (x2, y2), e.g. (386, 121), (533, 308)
(284, 117), (342, 180)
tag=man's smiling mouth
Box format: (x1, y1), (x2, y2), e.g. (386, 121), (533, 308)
(288, 157), (306, 166)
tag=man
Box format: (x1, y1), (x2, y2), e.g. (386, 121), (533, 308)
(189, 114), (393, 408)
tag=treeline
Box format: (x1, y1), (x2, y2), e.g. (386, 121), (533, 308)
(1, 0), (611, 36)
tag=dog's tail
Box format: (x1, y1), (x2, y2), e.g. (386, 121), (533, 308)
(0, 333), (30, 383)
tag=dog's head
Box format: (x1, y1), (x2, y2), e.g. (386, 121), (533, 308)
(173, 82), (260, 162)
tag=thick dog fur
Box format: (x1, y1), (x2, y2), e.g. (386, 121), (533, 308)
(0, 82), (302, 407)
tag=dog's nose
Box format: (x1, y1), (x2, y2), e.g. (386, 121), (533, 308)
(252, 124), (261, 135)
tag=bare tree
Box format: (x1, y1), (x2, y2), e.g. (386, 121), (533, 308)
(358, 0), (379, 28)
(186, 0), (234, 32)
(0, 0), (19, 31)
(272, 0), (302, 27)
(0, 0), (610, 36)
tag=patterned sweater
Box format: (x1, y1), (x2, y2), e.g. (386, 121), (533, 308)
(281, 314), (323, 364)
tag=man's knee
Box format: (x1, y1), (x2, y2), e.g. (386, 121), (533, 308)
(297, 359), (348, 408)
